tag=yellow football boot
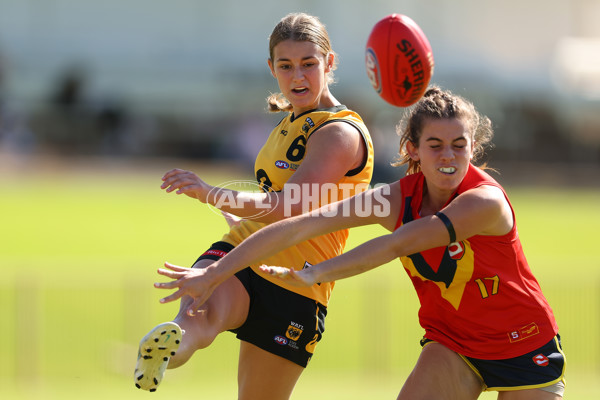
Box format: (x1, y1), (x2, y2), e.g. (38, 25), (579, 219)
(134, 322), (182, 392)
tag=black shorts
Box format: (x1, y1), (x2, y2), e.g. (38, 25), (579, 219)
(197, 242), (327, 368)
(421, 335), (566, 393)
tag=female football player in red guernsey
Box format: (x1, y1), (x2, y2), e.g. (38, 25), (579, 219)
(156, 86), (565, 399)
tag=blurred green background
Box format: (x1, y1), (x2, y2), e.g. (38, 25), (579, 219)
(1, 157), (599, 399)
(2, 1), (600, 398)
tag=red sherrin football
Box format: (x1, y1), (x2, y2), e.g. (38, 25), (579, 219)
(365, 14), (434, 107)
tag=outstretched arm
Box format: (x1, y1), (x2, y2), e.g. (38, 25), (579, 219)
(155, 184), (398, 314)
(261, 185), (513, 286)
(261, 211), (448, 285)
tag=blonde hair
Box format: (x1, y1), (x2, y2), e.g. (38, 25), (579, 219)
(266, 13), (337, 113)
(394, 86), (494, 174)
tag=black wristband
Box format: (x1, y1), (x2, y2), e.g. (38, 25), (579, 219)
(435, 211), (456, 243)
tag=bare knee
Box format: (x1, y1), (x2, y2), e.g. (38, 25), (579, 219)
(166, 268), (249, 369)
(182, 311), (219, 346)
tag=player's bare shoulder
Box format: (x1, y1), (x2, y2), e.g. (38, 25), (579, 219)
(459, 185), (513, 236)
(313, 118), (362, 142)
(308, 120), (365, 168)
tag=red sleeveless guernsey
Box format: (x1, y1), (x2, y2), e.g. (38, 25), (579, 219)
(395, 164), (558, 359)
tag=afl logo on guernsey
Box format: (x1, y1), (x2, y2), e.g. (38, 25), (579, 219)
(448, 241), (465, 260)
(275, 160), (289, 169)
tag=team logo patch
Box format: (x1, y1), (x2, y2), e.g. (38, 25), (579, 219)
(286, 325), (303, 340)
(273, 335), (288, 345)
(533, 353), (549, 366)
(302, 117), (315, 133)
(275, 160), (289, 169)
(448, 241), (465, 260)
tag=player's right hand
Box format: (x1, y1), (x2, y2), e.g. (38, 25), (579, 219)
(161, 169), (212, 202)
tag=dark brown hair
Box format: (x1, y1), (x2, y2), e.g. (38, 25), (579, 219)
(394, 86), (494, 174)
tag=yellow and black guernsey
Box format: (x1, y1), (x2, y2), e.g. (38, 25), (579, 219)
(222, 105), (374, 306)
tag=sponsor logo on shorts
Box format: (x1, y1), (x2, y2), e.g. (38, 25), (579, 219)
(201, 249), (228, 258)
(533, 353), (549, 366)
(273, 335), (288, 345)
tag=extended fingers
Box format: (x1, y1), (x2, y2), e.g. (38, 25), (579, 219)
(156, 265), (187, 278)
(158, 289), (185, 304)
(154, 263), (190, 288)
(154, 261), (198, 304)
(259, 265), (292, 277)
(161, 168), (187, 181)
(161, 169), (196, 191)
(161, 177), (195, 193)
(154, 278), (181, 290)
(163, 262), (191, 272)
(161, 169), (181, 189)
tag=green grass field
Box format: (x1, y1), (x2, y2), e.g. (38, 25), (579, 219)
(1, 156), (599, 399)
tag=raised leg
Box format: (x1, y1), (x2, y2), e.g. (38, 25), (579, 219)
(134, 259), (249, 391)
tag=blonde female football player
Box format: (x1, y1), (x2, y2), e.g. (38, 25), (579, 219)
(156, 87), (565, 399)
(134, 12), (374, 400)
